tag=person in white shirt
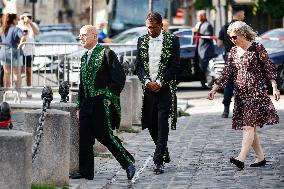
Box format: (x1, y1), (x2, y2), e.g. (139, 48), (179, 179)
(136, 12), (180, 174)
(18, 12), (39, 98)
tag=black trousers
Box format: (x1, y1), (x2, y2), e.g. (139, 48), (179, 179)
(79, 96), (134, 179)
(143, 86), (172, 165)
(198, 55), (210, 86)
(222, 53), (234, 107)
(223, 77), (234, 106)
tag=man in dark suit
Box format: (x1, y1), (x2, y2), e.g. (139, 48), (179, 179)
(217, 5), (245, 118)
(136, 12), (180, 174)
(193, 10), (215, 88)
(70, 25), (135, 180)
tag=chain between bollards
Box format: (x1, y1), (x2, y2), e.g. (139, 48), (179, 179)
(31, 86), (53, 163)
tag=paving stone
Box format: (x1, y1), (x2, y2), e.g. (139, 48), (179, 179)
(10, 97), (284, 188)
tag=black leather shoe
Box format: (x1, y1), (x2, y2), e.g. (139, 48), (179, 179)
(126, 164), (136, 180)
(222, 112), (229, 118)
(69, 171), (93, 180)
(230, 157), (244, 169)
(222, 105), (229, 118)
(250, 159), (266, 167)
(163, 148), (171, 164)
(153, 164), (164, 174)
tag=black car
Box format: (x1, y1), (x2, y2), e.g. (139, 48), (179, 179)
(111, 27), (200, 81)
(259, 28), (284, 92)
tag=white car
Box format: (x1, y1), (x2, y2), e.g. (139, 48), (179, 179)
(33, 31), (80, 72)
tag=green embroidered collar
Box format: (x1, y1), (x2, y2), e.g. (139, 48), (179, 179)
(81, 43), (105, 97)
(139, 30), (174, 83)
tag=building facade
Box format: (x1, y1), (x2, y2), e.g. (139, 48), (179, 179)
(2, 0), (108, 34)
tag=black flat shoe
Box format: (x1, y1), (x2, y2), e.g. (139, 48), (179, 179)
(230, 157), (244, 169)
(69, 171), (93, 180)
(126, 164), (136, 180)
(222, 112), (229, 118)
(250, 159), (266, 167)
(153, 164), (164, 175)
(222, 106), (229, 118)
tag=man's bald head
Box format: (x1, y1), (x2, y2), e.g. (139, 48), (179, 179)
(80, 25), (97, 35)
(197, 10), (207, 22)
(79, 25), (98, 50)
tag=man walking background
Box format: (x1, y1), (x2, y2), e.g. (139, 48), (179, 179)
(136, 12), (180, 174)
(193, 10), (215, 89)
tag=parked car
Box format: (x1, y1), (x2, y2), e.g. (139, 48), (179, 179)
(33, 31), (80, 73)
(111, 25), (192, 44)
(111, 26), (199, 81)
(208, 28), (284, 92)
(38, 23), (73, 33)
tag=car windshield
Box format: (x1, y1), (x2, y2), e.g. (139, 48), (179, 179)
(36, 33), (77, 43)
(259, 29), (284, 49)
(111, 27), (193, 44)
(112, 32), (142, 44)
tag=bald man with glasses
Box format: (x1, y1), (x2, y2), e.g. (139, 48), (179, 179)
(70, 25), (135, 181)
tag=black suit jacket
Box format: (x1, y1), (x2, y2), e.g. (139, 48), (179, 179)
(78, 47), (126, 129)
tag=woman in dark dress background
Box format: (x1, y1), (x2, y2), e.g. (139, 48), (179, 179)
(208, 21), (280, 169)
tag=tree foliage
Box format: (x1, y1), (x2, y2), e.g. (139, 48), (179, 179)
(254, 0), (284, 18)
(194, 0), (213, 10)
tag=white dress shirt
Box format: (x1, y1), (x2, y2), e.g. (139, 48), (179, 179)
(146, 32), (163, 86)
(86, 43), (98, 64)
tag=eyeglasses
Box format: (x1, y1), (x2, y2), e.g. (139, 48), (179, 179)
(21, 16), (32, 20)
(229, 35), (238, 40)
(78, 34), (97, 38)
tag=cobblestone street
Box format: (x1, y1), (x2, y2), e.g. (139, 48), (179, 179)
(70, 97), (284, 189)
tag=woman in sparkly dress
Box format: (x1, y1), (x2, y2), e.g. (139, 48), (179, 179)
(208, 21), (280, 169)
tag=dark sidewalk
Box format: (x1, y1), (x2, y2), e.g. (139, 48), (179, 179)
(69, 97), (284, 189)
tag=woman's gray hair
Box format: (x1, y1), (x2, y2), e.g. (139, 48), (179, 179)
(227, 21), (257, 42)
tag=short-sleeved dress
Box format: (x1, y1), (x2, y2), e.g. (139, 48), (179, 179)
(215, 42), (279, 130)
(0, 26), (23, 67)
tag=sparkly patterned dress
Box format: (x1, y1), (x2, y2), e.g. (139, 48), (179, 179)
(215, 42), (279, 129)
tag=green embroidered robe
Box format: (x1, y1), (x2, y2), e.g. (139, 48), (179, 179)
(77, 44), (126, 129)
(135, 30), (180, 129)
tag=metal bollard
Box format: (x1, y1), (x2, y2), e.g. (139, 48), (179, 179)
(32, 86), (53, 162)
(59, 81), (69, 103)
(41, 86), (53, 108)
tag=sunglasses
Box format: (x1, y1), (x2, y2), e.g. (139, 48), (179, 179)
(229, 35), (238, 40)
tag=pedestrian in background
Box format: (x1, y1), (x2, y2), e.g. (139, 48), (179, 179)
(193, 10), (215, 89)
(162, 19), (170, 32)
(0, 13), (24, 89)
(208, 21), (280, 169)
(95, 17), (111, 43)
(217, 4), (245, 118)
(18, 12), (39, 98)
(136, 12), (180, 174)
(70, 25), (135, 181)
